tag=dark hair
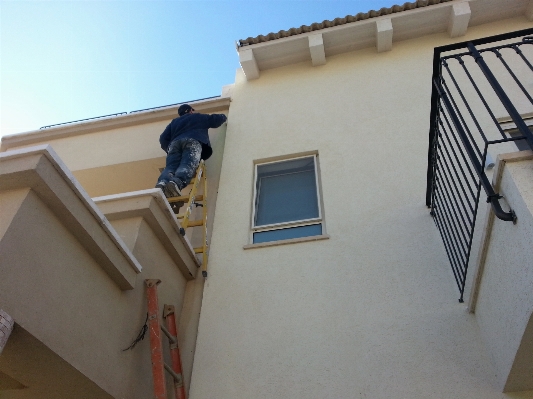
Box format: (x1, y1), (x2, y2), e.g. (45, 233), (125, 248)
(178, 104), (193, 116)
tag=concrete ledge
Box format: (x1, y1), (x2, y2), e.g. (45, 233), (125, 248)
(94, 189), (200, 280)
(0, 145), (141, 290)
(243, 234), (330, 249)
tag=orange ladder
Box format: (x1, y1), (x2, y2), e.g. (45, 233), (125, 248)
(145, 279), (186, 399)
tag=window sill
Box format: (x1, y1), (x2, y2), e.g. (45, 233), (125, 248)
(243, 234), (330, 250)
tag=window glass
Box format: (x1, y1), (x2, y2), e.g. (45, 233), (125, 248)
(255, 157), (319, 226)
(253, 224), (322, 244)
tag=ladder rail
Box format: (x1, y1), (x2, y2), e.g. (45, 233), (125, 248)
(145, 279), (168, 399)
(167, 161), (210, 277)
(164, 304), (186, 399)
(145, 280), (187, 399)
(180, 161), (204, 231)
(201, 166), (209, 277)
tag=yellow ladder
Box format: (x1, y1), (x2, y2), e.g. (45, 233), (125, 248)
(167, 161), (209, 277)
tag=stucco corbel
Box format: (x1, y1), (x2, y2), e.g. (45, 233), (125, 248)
(239, 48), (260, 80)
(308, 33), (326, 66)
(448, 1), (471, 38)
(375, 18), (393, 53)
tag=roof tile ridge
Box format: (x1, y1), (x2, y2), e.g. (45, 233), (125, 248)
(238, 0), (453, 47)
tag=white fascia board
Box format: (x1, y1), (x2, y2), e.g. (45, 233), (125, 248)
(448, 1), (471, 38)
(239, 48), (260, 80)
(308, 33), (326, 66)
(376, 18), (393, 53)
(526, 0), (533, 21)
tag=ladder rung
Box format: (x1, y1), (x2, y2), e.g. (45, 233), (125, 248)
(163, 363), (183, 386)
(193, 247), (206, 254)
(175, 218), (203, 226)
(187, 220), (204, 227)
(160, 325), (177, 345)
(168, 194), (203, 203)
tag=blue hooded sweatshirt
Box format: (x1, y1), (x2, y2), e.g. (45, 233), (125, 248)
(159, 112), (227, 160)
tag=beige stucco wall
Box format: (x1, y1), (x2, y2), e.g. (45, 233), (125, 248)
(474, 153), (533, 392)
(1, 105), (228, 199)
(0, 188), (189, 398)
(190, 17), (533, 399)
(0, 148), (203, 398)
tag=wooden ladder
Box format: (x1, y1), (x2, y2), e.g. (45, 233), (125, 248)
(167, 160), (209, 277)
(145, 279), (186, 399)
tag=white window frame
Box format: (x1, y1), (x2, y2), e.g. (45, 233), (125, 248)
(250, 153), (324, 243)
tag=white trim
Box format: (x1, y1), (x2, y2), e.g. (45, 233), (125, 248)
(243, 234), (330, 250)
(251, 162), (259, 231)
(253, 150), (318, 165)
(253, 218), (322, 231)
(313, 152), (323, 224)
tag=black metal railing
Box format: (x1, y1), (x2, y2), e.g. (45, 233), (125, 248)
(426, 28), (533, 302)
(39, 96), (221, 129)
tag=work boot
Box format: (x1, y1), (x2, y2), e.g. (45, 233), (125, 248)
(155, 181), (169, 196)
(166, 181), (182, 198)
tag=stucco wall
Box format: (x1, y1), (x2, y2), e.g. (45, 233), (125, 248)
(475, 155), (533, 392)
(190, 18), (533, 398)
(1, 109), (228, 199)
(0, 188), (189, 398)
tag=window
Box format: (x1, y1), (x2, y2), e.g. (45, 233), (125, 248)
(251, 155), (324, 244)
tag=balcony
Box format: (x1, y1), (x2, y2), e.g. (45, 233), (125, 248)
(426, 28), (533, 391)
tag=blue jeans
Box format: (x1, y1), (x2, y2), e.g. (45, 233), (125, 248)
(158, 138), (202, 190)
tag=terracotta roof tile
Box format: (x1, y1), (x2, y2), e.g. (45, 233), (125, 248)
(238, 0), (453, 46)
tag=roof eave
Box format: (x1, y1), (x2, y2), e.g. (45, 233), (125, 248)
(237, 0), (532, 80)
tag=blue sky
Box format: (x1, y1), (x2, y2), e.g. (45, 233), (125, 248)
(1, 0), (397, 137)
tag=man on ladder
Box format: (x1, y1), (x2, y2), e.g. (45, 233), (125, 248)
(156, 103), (226, 198)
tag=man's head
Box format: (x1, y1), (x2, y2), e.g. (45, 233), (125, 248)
(178, 104), (195, 116)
